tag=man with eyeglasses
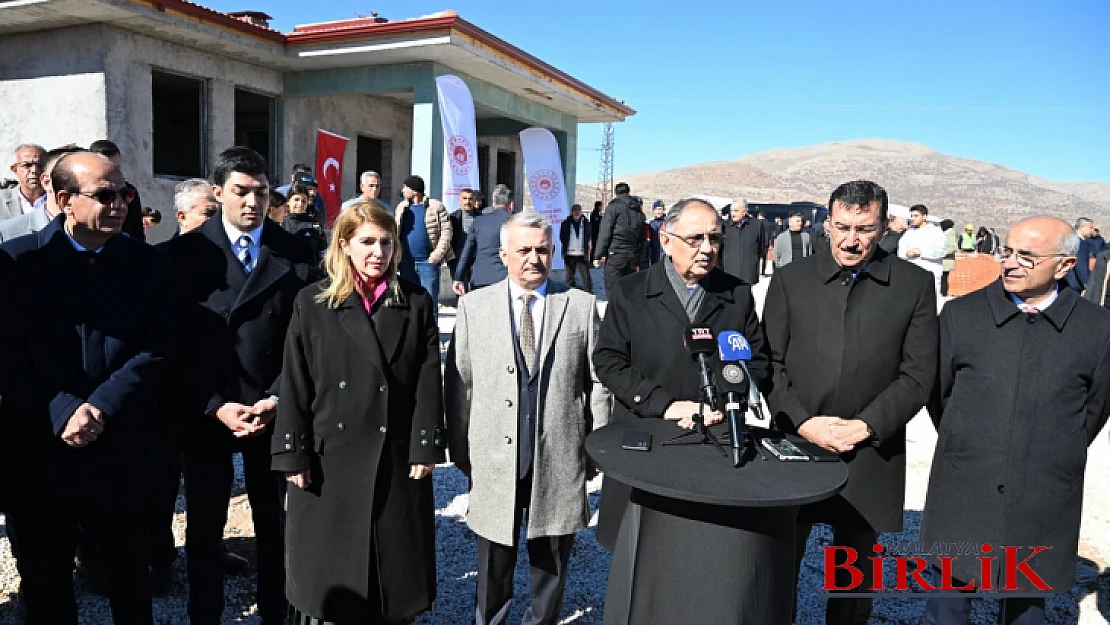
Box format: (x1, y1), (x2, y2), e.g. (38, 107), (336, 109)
(0, 144), (47, 220)
(718, 198), (766, 285)
(0, 151), (174, 624)
(920, 216), (1110, 625)
(763, 180), (938, 625)
(593, 198), (772, 623)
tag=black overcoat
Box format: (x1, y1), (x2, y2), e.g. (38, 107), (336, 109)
(592, 262), (772, 549)
(0, 217), (173, 511)
(921, 282), (1110, 592)
(162, 214), (313, 449)
(272, 280), (445, 623)
(762, 247), (938, 532)
(719, 218), (765, 285)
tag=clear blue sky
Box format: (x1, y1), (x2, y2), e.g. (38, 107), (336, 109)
(207, 0), (1109, 184)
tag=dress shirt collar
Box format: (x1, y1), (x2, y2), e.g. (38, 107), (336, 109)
(1009, 285), (1058, 311)
(222, 214), (264, 248)
(509, 279), (548, 301)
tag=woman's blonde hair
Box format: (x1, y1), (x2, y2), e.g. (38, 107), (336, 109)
(316, 200), (401, 309)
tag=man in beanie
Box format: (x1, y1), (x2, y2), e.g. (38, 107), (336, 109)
(395, 175), (452, 315)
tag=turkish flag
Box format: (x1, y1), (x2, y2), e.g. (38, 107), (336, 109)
(315, 129), (349, 227)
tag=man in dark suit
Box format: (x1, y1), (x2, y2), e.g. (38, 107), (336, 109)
(559, 203), (592, 291)
(453, 183), (513, 294)
(592, 183), (645, 298)
(719, 199), (765, 285)
(763, 180), (938, 625)
(0, 152), (174, 624)
(163, 146), (313, 625)
(593, 198), (774, 624)
(921, 217), (1110, 625)
(757, 211), (775, 275)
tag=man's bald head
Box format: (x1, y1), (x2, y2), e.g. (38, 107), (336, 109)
(53, 152), (128, 249)
(1001, 215), (1079, 303)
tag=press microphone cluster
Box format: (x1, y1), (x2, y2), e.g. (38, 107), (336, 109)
(716, 331), (753, 466)
(684, 325), (719, 413)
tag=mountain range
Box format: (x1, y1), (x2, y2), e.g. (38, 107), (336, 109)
(573, 139), (1110, 230)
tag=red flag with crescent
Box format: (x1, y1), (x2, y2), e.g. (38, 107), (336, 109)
(315, 129), (349, 227)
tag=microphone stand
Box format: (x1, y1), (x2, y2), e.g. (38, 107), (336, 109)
(662, 400), (728, 458)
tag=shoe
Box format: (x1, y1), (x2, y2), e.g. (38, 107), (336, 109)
(221, 550), (249, 576)
(150, 565), (173, 597)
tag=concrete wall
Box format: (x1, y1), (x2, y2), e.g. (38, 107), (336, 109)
(0, 25), (109, 168)
(281, 94), (413, 208)
(102, 27), (283, 242)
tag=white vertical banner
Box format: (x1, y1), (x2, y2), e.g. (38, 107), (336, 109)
(519, 127), (569, 270)
(435, 75), (480, 213)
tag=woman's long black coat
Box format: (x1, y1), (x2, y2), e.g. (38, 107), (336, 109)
(272, 279), (445, 623)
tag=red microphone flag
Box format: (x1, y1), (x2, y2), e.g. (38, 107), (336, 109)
(314, 129), (349, 227)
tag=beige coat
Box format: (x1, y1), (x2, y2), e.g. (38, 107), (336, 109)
(394, 197), (454, 264)
(444, 279), (611, 545)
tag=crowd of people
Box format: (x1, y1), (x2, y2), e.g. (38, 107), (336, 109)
(0, 141), (1107, 625)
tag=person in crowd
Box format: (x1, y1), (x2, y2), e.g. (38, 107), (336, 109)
(898, 203), (946, 297)
(940, 219), (958, 297)
(772, 210), (812, 269)
(473, 190), (486, 213)
(878, 204), (909, 255)
(447, 188), (480, 282)
(647, 200), (666, 265)
(88, 140), (145, 241)
(0, 151), (174, 624)
(921, 216), (1109, 625)
(0, 145), (83, 242)
(718, 198), (765, 284)
(1091, 227), (1107, 255)
(343, 170), (392, 211)
(274, 200), (445, 625)
(0, 143), (46, 220)
(172, 178), (220, 236)
(757, 211), (775, 275)
(588, 199), (604, 251)
(141, 207), (162, 233)
(958, 223), (977, 252)
(1065, 217), (1096, 292)
(638, 199), (656, 272)
(267, 191), (288, 224)
(559, 203), (593, 291)
(445, 211), (610, 625)
(592, 197), (772, 624)
(275, 163), (326, 221)
(811, 214), (831, 256)
(283, 184), (326, 261)
(592, 183), (645, 297)
(974, 225), (995, 254)
(453, 184), (513, 295)
(394, 175), (452, 313)
(763, 180), (938, 625)
(773, 216), (785, 236)
(163, 146), (314, 625)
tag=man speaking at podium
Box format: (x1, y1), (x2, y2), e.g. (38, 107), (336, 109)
(593, 198), (771, 622)
(763, 181), (938, 624)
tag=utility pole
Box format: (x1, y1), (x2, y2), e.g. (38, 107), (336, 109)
(596, 122), (614, 207)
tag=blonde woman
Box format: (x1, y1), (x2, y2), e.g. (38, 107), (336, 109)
(272, 200), (445, 625)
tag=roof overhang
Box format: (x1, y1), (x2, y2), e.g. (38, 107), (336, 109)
(0, 0), (634, 124)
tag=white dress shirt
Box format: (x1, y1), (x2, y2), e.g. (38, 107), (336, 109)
(508, 279), (548, 351)
(1010, 286), (1059, 311)
(898, 223), (946, 276)
(223, 215), (263, 273)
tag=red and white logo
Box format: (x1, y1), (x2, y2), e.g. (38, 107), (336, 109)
(447, 135), (472, 176)
(529, 169), (561, 201)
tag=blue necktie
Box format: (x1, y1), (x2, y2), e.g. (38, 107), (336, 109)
(238, 234), (253, 274)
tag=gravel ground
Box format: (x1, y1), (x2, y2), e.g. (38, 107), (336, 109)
(2, 269), (1109, 624)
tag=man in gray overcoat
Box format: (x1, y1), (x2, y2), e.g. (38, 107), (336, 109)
(445, 211), (611, 625)
(921, 216), (1110, 625)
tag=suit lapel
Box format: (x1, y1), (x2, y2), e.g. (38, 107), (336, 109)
(233, 223), (293, 312)
(537, 288), (568, 380)
(336, 294), (388, 379)
(374, 296), (410, 364)
(694, 270), (735, 325)
(645, 263), (689, 327)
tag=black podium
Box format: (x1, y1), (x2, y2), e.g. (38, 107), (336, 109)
(587, 420), (849, 625)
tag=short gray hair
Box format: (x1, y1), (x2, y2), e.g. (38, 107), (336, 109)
(14, 143), (45, 156)
(360, 170), (380, 184)
(500, 210), (552, 248)
(492, 183), (513, 208)
(731, 198), (749, 211)
(1075, 217), (1093, 230)
(1059, 229), (1082, 256)
(174, 178), (214, 214)
(664, 198), (720, 231)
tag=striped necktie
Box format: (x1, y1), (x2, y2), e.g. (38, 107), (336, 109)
(519, 293), (536, 373)
(238, 234), (253, 274)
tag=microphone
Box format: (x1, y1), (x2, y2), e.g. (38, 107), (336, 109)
(717, 331), (755, 466)
(684, 325), (719, 412)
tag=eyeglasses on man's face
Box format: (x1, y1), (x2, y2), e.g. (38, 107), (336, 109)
(667, 231), (722, 248)
(998, 246), (1071, 269)
(74, 186), (136, 206)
